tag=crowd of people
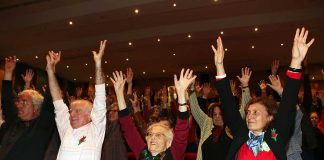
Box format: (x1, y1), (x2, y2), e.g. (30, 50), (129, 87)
(0, 27), (323, 160)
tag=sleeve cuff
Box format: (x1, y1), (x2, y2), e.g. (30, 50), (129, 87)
(215, 74), (227, 81)
(179, 111), (189, 120)
(119, 108), (130, 117)
(286, 70), (302, 80)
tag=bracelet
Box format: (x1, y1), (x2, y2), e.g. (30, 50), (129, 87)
(288, 67), (302, 72)
(178, 102), (188, 106)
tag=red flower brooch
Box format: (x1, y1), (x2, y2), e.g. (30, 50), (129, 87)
(270, 128), (278, 142)
(78, 136), (86, 145)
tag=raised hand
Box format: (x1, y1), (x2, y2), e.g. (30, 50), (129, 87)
(271, 60), (280, 75)
(291, 27), (315, 68)
(21, 69), (34, 84)
(129, 92), (141, 113)
(46, 51), (61, 73)
(92, 40), (107, 65)
(211, 36), (226, 76)
(174, 69), (197, 96)
(126, 68), (134, 84)
(110, 71), (126, 95)
(267, 75), (283, 95)
(258, 80), (267, 91)
(236, 67), (252, 88)
(4, 56), (16, 74)
(230, 80), (238, 96)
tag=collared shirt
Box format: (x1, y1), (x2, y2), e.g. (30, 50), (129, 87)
(53, 84), (106, 160)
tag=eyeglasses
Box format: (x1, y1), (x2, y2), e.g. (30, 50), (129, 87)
(17, 99), (31, 105)
(146, 132), (165, 139)
(246, 110), (262, 117)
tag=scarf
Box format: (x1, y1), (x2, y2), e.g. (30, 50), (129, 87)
(246, 131), (265, 156)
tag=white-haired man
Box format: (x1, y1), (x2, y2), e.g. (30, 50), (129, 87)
(46, 40), (107, 160)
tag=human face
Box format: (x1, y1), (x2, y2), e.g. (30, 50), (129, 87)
(246, 103), (273, 135)
(310, 112), (319, 127)
(108, 105), (118, 121)
(69, 101), (91, 129)
(213, 107), (224, 126)
(16, 94), (39, 121)
(146, 125), (168, 156)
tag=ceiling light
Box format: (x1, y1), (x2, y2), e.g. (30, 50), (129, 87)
(106, 75), (109, 78)
(187, 34), (191, 38)
(157, 38), (161, 42)
(254, 27), (258, 32)
(16, 58), (19, 61)
(163, 69), (166, 73)
(225, 48), (228, 51)
(128, 42), (132, 46)
(105, 60), (108, 64)
(126, 58), (129, 61)
(214, 0), (219, 2)
(35, 56), (38, 59)
(173, 3), (177, 7)
(90, 76), (92, 79)
(85, 63), (88, 66)
(220, 31), (224, 35)
(280, 43), (284, 46)
(251, 45), (255, 49)
(134, 9), (139, 14)
(69, 21), (73, 25)
(74, 78), (76, 81)
(143, 72), (146, 75)
(205, 66), (208, 69)
(66, 65), (70, 68)
(173, 53), (176, 56)
(312, 76), (315, 80)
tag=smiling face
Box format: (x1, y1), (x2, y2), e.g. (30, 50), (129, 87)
(246, 103), (273, 135)
(146, 124), (172, 156)
(310, 112), (319, 127)
(212, 106), (224, 126)
(69, 100), (92, 129)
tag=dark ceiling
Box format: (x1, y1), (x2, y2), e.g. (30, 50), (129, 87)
(1, 0), (324, 82)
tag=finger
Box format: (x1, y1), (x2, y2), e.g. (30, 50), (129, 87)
(299, 27), (305, 39)
(294, 28), (300, 41)
(110, 77), (116, 84)
(112, 72), (118, 81)
(218, 36), (223, 50)
(184, 69), (190, 79)
(306, 38), (315, 47)
(188, 69), (193, 79)
(189, 75), (197, 84)
(174, 74), (178, 84)
(180, 68), (184, 79)
(303, 30), (309, 42)
(211, 45), (217, 54)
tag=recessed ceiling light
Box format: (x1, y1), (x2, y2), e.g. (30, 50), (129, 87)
(66, 65), (70, 68)
(126, 58), (129, 61)
(143, 72), (146, 75)
(187, 34), (191, 38)
(173, 3), (177, 7)
(69, 21), (73, 25)
(254, 27), (258, 32)
(105, 60), (108, 64)
(280, 43), (284, 46)
(205, 66), (208, 69)
(106, 75), (109, 78)
(128, 42), (132, 46)
(251, 45), (255, 49)
(220, 31), (224, 35)
(173, 53), (176, 56)
(85, 63), (88, 66)
(134, 9), (139, 14)
(74, 78), (76, 81)
(162, 69), (166, 73)
(35, 56), (38, 59)
(157, 38), (161, 42)
(214, 0), (219, 2)
(16, 58), (19, 61)
(90, 76), (92, 79)
(225, 48), (228, 51)
(312, 76), (315, 80)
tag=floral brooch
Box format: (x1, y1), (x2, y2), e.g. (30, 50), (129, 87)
(78, 136), (86, 145)
(270, 128), (278, 142)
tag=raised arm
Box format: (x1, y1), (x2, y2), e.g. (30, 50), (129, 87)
(111, 71), (145, 158)
(274, 27), (315, 143)
(1, 56), (17, 123)
(237, 67), (252, 118)
(212, 37), (247, 137)
(125, 68), (134, 95)
(171, 68), (194, 160)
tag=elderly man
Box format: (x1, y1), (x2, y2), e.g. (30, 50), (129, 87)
(0, 56), (55, 160)
(46, 40), (107, 160)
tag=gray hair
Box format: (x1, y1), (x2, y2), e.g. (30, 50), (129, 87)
(18, 89), (44, 111)
(147, 123), (174, 148)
